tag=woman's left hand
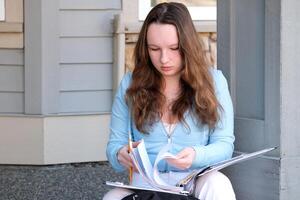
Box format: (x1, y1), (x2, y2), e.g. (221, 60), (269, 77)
(165, 147), (196, 170)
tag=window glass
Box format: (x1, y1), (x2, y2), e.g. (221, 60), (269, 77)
(139, 0), (216, 21)
(0, 0), (4, 21)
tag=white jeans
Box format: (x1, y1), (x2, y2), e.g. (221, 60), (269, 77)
(103, 171), (236, 200)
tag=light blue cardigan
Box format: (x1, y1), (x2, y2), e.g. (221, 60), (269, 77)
(106, 69), (234, 173)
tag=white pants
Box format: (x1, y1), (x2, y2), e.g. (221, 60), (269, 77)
(103, 171), (236, 200)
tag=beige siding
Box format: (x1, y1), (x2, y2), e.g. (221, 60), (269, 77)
(0, 0), (23, 48)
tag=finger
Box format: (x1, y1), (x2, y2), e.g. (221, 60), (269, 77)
(120, 158), (134, 169)
(132, 141), (140, 148)
(166, 156), (193, 169)
(165, 158), (178, 166)
(118, 146), (134, 167)
(176, 147), (196, 159)
(166, 157), (186, 165)
(175, 150), (191, 159)
(123, 151), (133, 164)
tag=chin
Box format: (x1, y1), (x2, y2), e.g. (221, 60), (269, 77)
(162, 72), (181, 78)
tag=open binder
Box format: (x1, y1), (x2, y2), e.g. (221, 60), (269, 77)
(106, 140), (276, 195)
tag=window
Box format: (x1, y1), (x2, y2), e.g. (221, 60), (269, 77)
(0, 0), (5, 21)
(139, 0), (216, 21)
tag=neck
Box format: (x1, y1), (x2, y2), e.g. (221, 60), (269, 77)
(162, 77), (181, 101)
(163, 76), (181, 92)
(160, 76), (181, 124)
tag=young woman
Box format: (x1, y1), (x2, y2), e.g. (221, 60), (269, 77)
(104, 2), (236, 200)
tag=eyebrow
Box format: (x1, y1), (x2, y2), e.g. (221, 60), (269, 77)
(147, 43), (179, 47)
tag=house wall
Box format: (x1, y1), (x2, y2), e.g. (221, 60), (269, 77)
(59, 0), (121, 113)
(0, 0), (121, 115)
(0, 49), (23, 113)
(0, 0), (122, 164)
(0, 0), (23, 114)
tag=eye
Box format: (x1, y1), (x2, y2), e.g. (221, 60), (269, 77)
(149, 47), (160, 51)
(170, 47), (179, 51)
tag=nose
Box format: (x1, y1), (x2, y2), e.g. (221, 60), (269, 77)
(160, 49), (169, 64)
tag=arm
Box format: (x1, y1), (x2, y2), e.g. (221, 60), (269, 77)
(191, 69), (235, 168)
(106, 73), (132, 172)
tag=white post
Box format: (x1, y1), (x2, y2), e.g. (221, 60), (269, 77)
(113, 14), (126, 96)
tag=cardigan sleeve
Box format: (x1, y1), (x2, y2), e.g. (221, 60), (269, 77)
(106, 73), (132, 172)
(191, 69), (235, 168)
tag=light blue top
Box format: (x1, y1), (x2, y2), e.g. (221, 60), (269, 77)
(106, 69), (234, 173)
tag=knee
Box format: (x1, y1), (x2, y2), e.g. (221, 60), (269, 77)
(103, 190), (115, 200)
(204, 171), (232, 187)
(195, 171), (236, 200)
(103, 188), (133, 200)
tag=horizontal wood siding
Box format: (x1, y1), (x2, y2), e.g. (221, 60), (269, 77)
(60, 10), (116, 36)
(59, 0), (121, 113)
(0, 49), (23, 65)
(0, 0), (23, 48)
(60, 64), (112, 91)
(0, 65), (23, 92)
(59, 91), (112, 113)
(0, 92), (23, 113)
(60, 37), (113, 63)
(0, 49), (24, 113)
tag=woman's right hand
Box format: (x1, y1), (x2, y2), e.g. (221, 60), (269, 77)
(117, 142), (140, 171)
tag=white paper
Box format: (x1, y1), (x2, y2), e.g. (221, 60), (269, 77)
(130, 139), (184, 193)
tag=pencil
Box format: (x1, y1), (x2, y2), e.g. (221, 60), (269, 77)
(128, 130), (133, 184)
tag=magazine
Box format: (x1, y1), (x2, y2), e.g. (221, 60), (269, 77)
(106, 139), (276, 195)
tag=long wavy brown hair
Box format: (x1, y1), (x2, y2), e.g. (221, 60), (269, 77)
(126, 2), (220, 133)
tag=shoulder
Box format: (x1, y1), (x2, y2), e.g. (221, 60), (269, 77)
(120, 72), (132, 87)
(209, 67), (229, 92)
(114, 72), (132, 99)
(118, 72), (133, 92)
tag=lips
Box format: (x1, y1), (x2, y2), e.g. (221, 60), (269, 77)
(161, 66), (172, 71)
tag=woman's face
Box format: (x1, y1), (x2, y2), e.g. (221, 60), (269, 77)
(147, 23), (183, 80)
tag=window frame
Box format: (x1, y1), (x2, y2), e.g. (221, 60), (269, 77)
(0, 0), (5, 21)
(138, 0), (216, 21)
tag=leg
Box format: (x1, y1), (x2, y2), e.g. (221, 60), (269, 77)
(103, 188), (134, 200)
(194, 171), (236, 200)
